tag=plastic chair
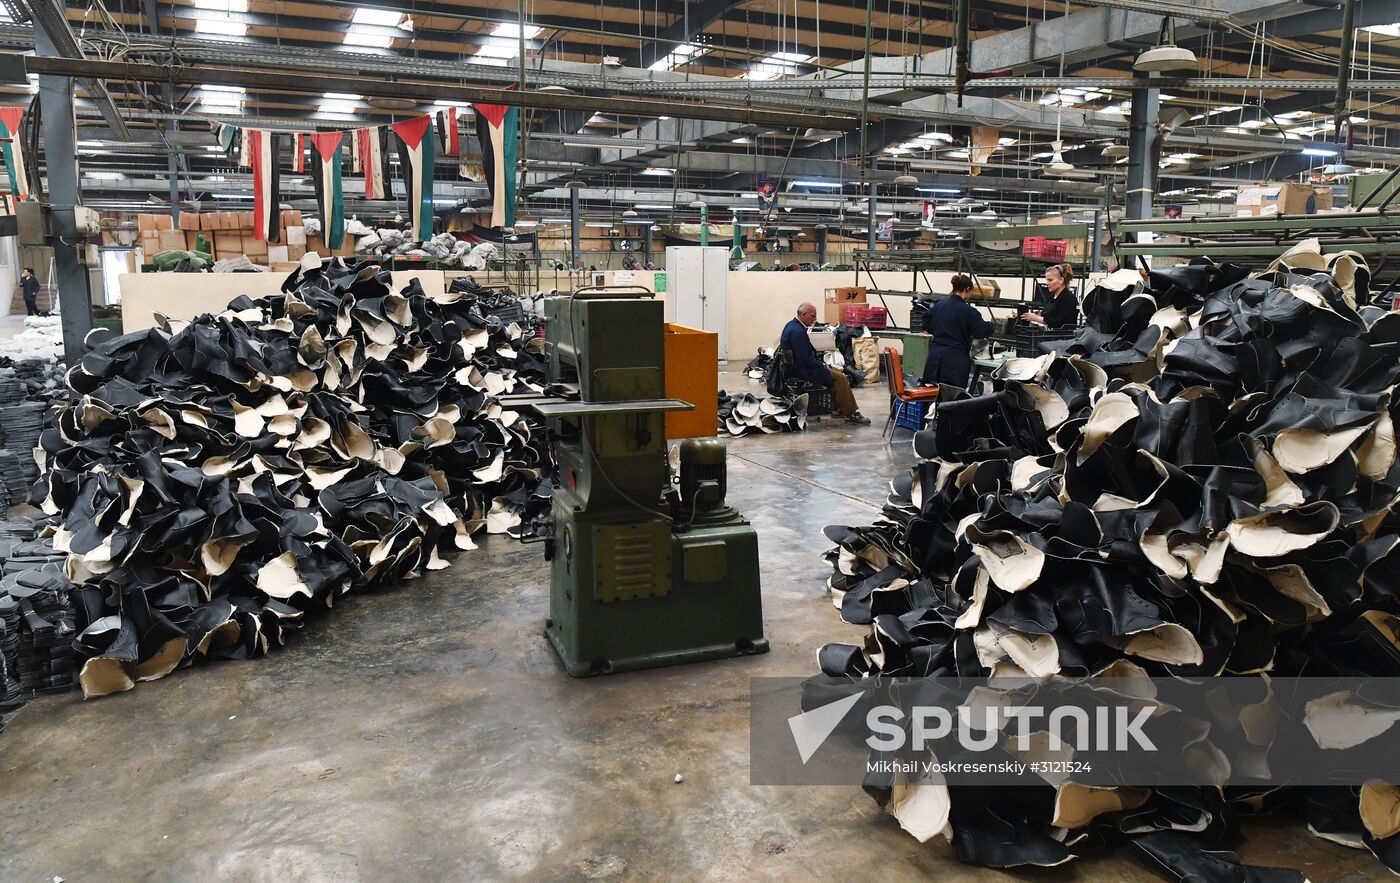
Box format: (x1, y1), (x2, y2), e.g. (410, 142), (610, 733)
(780, 347), (833, 417)
(882, 347), (939, 440)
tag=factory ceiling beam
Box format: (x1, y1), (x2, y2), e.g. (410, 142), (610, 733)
(26, 0), (128, 140)
(20, 55), (851, 132)
(622, 0), (748, 69)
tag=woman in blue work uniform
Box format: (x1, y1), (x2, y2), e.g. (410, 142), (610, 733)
(921, 274), (995, 388)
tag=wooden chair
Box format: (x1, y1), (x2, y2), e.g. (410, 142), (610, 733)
(882, 346), (939, 440)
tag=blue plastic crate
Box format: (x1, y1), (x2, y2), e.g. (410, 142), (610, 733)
(893, 399), (928, 431)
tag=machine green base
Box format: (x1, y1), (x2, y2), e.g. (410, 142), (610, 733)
(544, 506), (769, 677)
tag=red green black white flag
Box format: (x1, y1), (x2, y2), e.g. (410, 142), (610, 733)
(473, 102), (517, 229)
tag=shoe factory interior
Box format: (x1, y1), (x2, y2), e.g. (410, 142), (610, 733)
(3, 0), (1400, 880)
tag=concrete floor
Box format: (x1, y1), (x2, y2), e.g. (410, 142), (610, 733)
(0, 373), (1379, 881)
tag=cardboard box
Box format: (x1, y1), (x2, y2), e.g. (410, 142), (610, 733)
(243, 235), (268, 257)
(280, 209), (303, 228)
(823, 286), (867, 325)
(305, 234), (329, 258)
(267, 245), (289, 263)
(270, 261), (301, 272)
(331, 236), (355, 257)
(178, 211), (200, 231)
(137, 213), (172, 231)
(1278, 182), (1334, 215)
(140, 231), (160, 252)
(287, 244), (307, 261)
(285, 225), (306, 246)
(238, 211), (254, 229)
(214, 231), (243, 255)
(158, 229), (187, 251)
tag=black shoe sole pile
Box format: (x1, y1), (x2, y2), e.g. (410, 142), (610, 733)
(815, 253), (1400, 879)
(37, 260), (553, 699)
(0, 518), (76, 721)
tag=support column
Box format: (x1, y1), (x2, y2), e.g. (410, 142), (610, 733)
(1126, 85), (1160, 221)
(643, 223), (653, 266)
(35, 27), (92, 367)
(142, 0), (180, 222)
(815, 224), (828, 265)
(569, 187), (581, 268)
(1090, 210), (1103, 271)
(866, 183), (877, 252)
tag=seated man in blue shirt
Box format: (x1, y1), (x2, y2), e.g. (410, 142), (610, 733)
(779, 303), (871, 425)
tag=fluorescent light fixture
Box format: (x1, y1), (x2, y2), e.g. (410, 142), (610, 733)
(1168, 152), (1202, 160)
(739, 192), (756, 198)
(193, 0), (247, 10)
(1277, 110), (1314, 120)
(87, 171), (124, 180)
(648, 43), (704, 71)
(641, 167), (674, 175)
(194, 18), (246, 36)
(433, 100), (457, 107)
(319, 92), (359, 114)
(214, 193), (254, 200)
(343, 30), (394, 47)
(1238, 119), (1266, 129)
(634, 204), (673, 209)
(541, 217), (570, 223)
(585, 222), (614, 228)
(492, 22), (541, 39)
(352, 7), (403, 26)
(432, 198), (459, 205)
(793, 180), (843, 188)
(1301, 147), (1338, 157)
(514, 220), (539, 227)
(916, 187), (959, 194)
(1362, 23), (1400, 37)
(944, 149), (970, 158)
(731, 137), (752, 144)
(206, 175), (227, 182)
(1211, 105), (1243, 113)
(204, 84), (244, 94)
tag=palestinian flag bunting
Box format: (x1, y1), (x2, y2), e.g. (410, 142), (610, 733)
(392, 116), (435, 241)
(473, 103), (517, 229)
(436, 107), (459, 156)
(249, 129), (282, 242)
(0, 107), (30, 200)
(354, 127), (391, 200)
(292, 133), (306, 173)
(309, 131), (347, 250)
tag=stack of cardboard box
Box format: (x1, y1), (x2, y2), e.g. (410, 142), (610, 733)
(137, 209), (329, 266)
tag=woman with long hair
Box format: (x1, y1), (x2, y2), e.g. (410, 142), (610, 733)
(1019, 263), (1078, 329)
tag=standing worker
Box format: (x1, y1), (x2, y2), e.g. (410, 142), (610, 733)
(921, 274), (994, 388)
(780, 303), (871, 425)
(19, 267), (39, 317)
(1019, 263), (1078, 329)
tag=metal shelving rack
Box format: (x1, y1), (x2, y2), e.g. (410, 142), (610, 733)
(1116, 209), (1400, 302)
(851, 245), (1090, 331)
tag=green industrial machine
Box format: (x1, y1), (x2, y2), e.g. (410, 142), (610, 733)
(505, 287), (769, 677)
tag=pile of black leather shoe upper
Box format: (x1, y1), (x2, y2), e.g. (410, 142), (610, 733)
(815, 250), (1400, 880)
(37, 260), (553, 699)
(718, 390), (808, 437)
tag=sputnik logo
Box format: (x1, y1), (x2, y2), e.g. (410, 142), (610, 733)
(787, 692), (863, 764)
